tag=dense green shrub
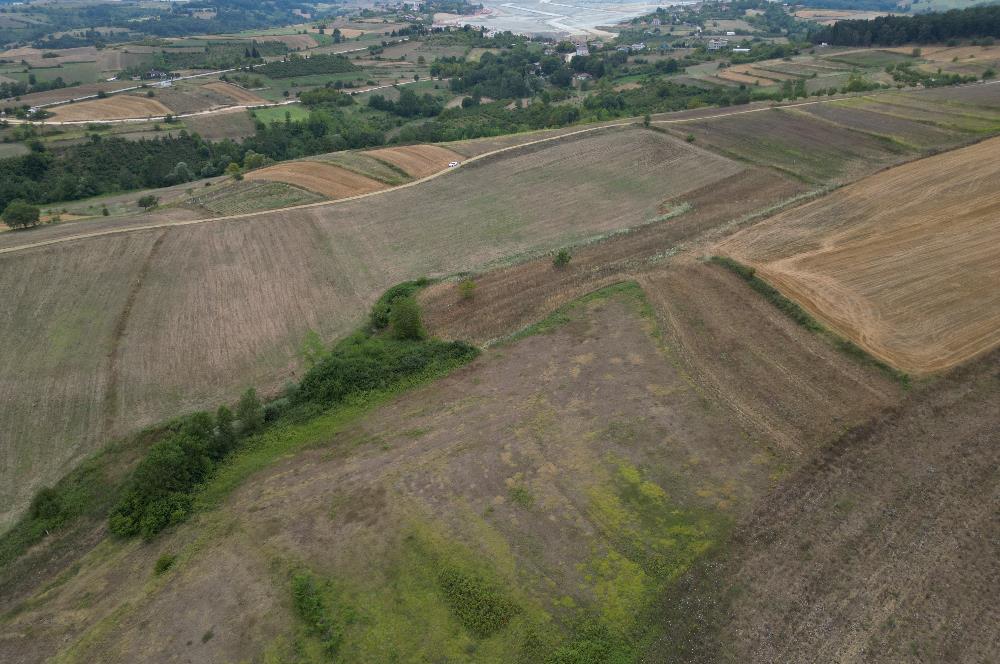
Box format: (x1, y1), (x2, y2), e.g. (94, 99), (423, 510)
(437, 567), (520, 638)
(294, 335), (477, 408)
(2, 199), (40, 229)
(236, 388), (264, 435)
(154, 553), (176, 575)
(291, 572), (345, 656)
(370, 279), (428, 330)
(553, 249), (571, 268)
(390, 296), (425, 340)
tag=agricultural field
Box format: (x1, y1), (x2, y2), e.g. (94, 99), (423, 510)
(793, 8), (889, 25)
(366, 144), (464, 178)
(717, 135), (1000, 374)
(0, 126), (746, 530)
(182, 108), (257, 140)
(48, 94), (172, 121)
(244, 160), (386, 198)
(185, 179), (324, 215)
(2, 70), (1000, 664)
(0, 279), (903, 662)
(653, 347), (1000, 663)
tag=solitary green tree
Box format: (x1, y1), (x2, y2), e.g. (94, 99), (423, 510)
(2, 199), (40, 229)
(553, 248), (571, 268)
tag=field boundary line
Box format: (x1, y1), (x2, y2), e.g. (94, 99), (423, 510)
(3, 79), (998, 256)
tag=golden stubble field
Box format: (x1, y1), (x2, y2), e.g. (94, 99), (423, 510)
(718, 135), (1000, 374)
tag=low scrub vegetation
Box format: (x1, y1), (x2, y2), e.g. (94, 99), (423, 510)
(437, 567), (521, 638)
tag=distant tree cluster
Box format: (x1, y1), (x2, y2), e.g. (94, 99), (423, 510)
(813, 5), (1000, 46)
(256, 53), (358, 79)
(368, 88), (443, 118)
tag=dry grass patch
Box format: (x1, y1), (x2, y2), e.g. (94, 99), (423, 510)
(49, 95), (173, 121)
(245, 161), (386, 198)
(717, 136), (1000, 374)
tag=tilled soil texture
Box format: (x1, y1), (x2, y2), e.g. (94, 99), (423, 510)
(717, 135), (1000, 374)
(654, 348), (1000, 664)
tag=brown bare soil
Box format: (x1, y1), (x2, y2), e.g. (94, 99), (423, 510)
(245, 160), (385, 198)
(718, 136), (1000, 374)
(366, 144), (465, 178)
(656, 348), (1000, 663)
(49, 95), (173, 121)
(200, 81), (268, 105)
(674, 107), (910, 183)
(716, 69), (772, 86)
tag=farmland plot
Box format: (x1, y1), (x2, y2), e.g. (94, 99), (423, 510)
(718, 136), (1000, 374)
(244, 160), (386, 198)
(0, 127), (744, 529)
(49, 95), (172, 121)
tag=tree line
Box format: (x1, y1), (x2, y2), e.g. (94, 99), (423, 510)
(813, 5), (1000, 46)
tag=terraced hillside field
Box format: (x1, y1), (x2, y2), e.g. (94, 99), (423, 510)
(0, 126), (744, 530)
(718, 135), (1000, 374)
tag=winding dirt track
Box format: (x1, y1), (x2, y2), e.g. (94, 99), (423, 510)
(718, 136), (1000, 375)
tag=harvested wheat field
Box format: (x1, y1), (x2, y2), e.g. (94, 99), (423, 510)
(49, 95), (173, 121)
(198, 81), (268, 105)
(718, 136), (1000, 374)
(367, 144), (465, 178)
(245, 161), (385, 198)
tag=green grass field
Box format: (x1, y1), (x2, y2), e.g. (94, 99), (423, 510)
(251, 103), (311, 123)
